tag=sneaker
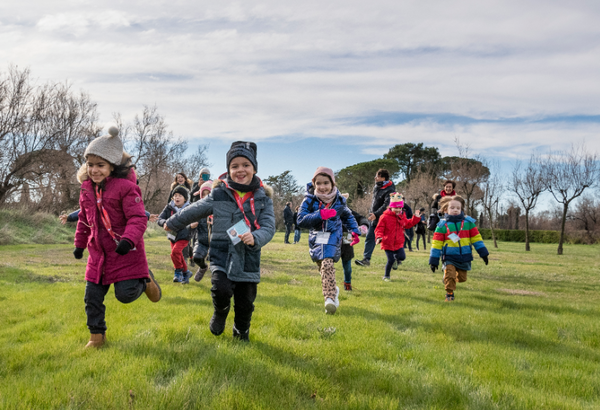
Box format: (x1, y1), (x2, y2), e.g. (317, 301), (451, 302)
(173, 269), (183, 283)
(445, 292), (454, 302)
(194, 266), (208, 282)
(209, 305), (230, 335)
(343, 282), (352, 291)
(355, 259), (370, 267)
(333, 286), (340, 308)
(181, 270), (193, 284)
(392, 260), (398, 270)
(144, 269), (162, 302)
(382, 276), (391, 282)
(233, 325), (250, 342)
(325, 298), (336, 314)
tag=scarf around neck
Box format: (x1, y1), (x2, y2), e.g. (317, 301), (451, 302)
(444, 212), (465, 223)
(226, 174), (261, 193)
(171, 201), (190, 213)
(314, 186), (339, 205)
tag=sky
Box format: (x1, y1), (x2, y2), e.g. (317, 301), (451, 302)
(1, 0), (599, 192)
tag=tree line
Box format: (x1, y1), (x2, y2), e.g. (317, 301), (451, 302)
(1, 66), (598, 255)
(0, 66), (209, 214)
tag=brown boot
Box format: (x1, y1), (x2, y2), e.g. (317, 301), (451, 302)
(85, 333), (106, 348)
(145, 269), (162, 303)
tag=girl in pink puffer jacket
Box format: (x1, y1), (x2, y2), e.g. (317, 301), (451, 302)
(73, 127), (161, 349)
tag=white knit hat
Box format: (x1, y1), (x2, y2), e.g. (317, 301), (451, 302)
(84, 126), (124, 165)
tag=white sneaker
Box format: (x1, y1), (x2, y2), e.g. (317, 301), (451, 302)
(325, 298), (336, 314)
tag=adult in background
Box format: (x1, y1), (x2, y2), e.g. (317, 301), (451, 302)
(355, 169), (396, 267)
(191, 168), (211, 203)
(415, 207), (427, 250)
(283, 201), (294, 244)
(168, 172), (193, 203)
(429, 179), (456, 231)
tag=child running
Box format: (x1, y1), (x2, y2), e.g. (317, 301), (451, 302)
(192, 180), (213, 282)
(157, 186), (196, 284)
(164, 141), (275, 342)
(297, 167), (360, 314)
(429, 195), (489, 301)
(375, 193), (422, 281)
(73, 127), (161, 348)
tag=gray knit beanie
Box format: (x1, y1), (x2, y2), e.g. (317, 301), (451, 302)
(227, 141), (258, 172)
(84, 126), (124, 165)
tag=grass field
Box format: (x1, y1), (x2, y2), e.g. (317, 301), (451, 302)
(1, 234), (599, 409)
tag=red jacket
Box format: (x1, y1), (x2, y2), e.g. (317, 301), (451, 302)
(374, 209), (421, 251)
(74, 168), (149, 285)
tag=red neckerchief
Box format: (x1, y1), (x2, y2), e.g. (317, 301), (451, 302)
(95, 185), (120, 245)
(440, 190), (456, 197)
(380, 181), (393, 189)
(219, 175), (262, 230)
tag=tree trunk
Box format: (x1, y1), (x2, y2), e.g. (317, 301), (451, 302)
(487, 209), (498, 248)
(557, 203), (568, 255)
(525, 209), (530, 252)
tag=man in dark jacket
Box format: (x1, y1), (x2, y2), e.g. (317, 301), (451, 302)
(283, 202), (294, 244)
(355, 169), (396, 267)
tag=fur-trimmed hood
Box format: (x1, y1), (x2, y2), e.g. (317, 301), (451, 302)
(213, 178), (273, 198)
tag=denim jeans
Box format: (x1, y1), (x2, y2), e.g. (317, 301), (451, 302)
(294, 229), (301, 243)
(362, 222), (377, 260)
(384, 248), (406, 277)
(342, 259), (352, 283)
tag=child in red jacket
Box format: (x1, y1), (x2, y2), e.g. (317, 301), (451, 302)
(375, 193), (421, 281)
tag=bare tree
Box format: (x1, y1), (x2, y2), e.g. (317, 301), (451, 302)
(542, 144), (599, 255)
(481, 161), (503, 248)
(509, 153), (546, 251)
(569, 194), (600, 243)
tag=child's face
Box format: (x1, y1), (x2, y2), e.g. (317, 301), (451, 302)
(86, 154), (113, 184)
(314, 175), (333, 195)
(392, 207), (403, 215)
(229, 157), (255, 185)
(444, 183), (454, 194)
(176, 174), (186, 185)
(448, 200), (462, 216)
(173, 193), (185, 206)
(201, 190), (210, 199)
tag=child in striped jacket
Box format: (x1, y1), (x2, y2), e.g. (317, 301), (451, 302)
(429, 195), (489, 301)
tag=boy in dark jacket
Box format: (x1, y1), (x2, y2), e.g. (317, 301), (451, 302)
(165, 141), (275, 342)
(158, 186), (196, 284)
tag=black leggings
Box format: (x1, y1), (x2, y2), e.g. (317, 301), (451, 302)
(384, 248), (406, 277)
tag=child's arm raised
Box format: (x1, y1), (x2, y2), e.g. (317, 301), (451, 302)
(296, 199), (323, 228)
(166, 195), (213, 232)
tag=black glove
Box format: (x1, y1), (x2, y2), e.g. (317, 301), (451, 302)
(115, 240), (132, 255)
(430, 264), (437, 273)
(73, 248), (84, 259)
(482, 255), (489, 265)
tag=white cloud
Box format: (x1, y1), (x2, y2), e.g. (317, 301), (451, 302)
(0, 0), (598, 163)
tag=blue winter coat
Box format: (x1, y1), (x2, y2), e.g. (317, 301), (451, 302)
(297, 183), (360, 262)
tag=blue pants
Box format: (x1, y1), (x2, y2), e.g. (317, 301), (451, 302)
(342, 259), (352, 283)
(384, 248), (406, 278)
(362, 222), (377, 260)
(294, 229), (301, 243)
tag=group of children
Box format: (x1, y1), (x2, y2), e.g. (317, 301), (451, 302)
(70, 129), (489, 347)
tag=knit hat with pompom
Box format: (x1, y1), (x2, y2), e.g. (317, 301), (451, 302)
(84, 126), (124, 165)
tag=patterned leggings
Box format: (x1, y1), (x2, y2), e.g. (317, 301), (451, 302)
(317, 258), (336, 300)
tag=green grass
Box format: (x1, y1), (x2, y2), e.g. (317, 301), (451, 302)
(1, 234), (599, 409)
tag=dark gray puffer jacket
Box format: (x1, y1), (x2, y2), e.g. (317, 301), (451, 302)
(166, 178), (275, 282)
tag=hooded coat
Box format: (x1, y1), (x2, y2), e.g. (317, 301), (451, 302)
(370, 180), (396, 224)
(297, 183), (360, 262)
(74, 165), (149, 285)
(375, 209), (421, 251)
(166, 177), (275, 283)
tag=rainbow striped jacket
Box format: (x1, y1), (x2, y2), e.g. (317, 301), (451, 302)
(429, 214), (489, 267)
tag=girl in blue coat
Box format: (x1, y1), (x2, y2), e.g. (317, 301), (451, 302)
(297, 167), (360, 314)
